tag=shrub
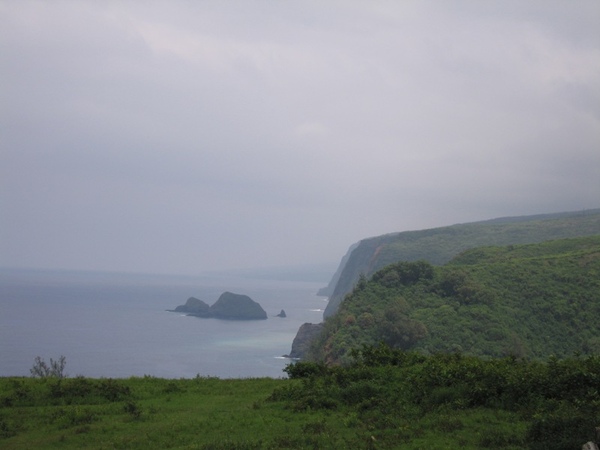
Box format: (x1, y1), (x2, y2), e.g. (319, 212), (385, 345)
(525, 401), (599, 450)
(30, 355), (67, 378)
(283, 361), (330, 379)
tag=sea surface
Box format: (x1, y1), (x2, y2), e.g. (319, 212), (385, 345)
(0, 269), (327, 379)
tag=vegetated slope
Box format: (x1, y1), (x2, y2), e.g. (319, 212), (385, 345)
(323, 208), (600, 318)
(308, 235), (600, 364)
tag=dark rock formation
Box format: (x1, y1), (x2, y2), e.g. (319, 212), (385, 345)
(276, 309), (287, 318)
(169, 292), (267, 320)
(209, 292), (267, 320)
(285, 323), (323, 359)
(171, 297), (211, 317)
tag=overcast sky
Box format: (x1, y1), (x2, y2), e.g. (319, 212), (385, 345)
(1, 1), (599, 275)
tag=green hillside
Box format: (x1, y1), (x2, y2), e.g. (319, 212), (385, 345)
(308, 235), (600, 364)
(323, 209), (600, 318)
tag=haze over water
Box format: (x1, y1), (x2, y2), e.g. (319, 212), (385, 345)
(0, 269), (325, 379)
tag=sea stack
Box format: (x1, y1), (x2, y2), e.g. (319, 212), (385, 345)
(209, 292), (268, 320)
(172, 297), (211, 317)
(169, 292), (268, 320)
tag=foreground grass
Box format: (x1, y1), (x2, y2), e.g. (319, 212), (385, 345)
(0, 376), (525, 449)
(2, 376), (355, 449)
(2, 349), (598, 449)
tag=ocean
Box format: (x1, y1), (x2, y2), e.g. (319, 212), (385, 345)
(0, 268), (327, 379)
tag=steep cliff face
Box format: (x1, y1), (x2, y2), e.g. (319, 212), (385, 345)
(285, 323), (324, 359)
(316, 242), (359, 297)
(315, 236), (600, 364)
(323, 234), (400, 318)
(288, 209), (600, 359)
(322, 209), (600, 319)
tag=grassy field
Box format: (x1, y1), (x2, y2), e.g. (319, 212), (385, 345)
(2, 348), (598, 449)
(0, 375), (526, 449)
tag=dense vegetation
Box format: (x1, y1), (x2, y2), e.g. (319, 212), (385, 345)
(2, 347), (599, 448)
(278, 346), (600, 449)
(309, 236), (600, 364)
(324, 209), (600, 317)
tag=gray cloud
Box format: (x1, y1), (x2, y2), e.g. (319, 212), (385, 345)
(1, 0), (599, 274)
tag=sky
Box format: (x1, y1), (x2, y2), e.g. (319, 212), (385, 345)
(1, 1), (599, 276)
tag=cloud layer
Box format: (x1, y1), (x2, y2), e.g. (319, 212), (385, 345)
(1, 1), (599, 274)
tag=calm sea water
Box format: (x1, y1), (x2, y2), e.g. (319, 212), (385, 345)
(0, 269), (327, 379)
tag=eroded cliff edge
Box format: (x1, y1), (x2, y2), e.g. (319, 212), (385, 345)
(289, 208), (600, 359)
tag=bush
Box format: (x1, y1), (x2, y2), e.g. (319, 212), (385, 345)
(283, 361), (330, 379)
(30, 355), (66, 378)
(525, 401), (599, 450)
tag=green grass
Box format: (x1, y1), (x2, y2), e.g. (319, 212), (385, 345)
(0, 376), (357, 449)
(3, 348), (598, 449)
(0, 376), (528, 449)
